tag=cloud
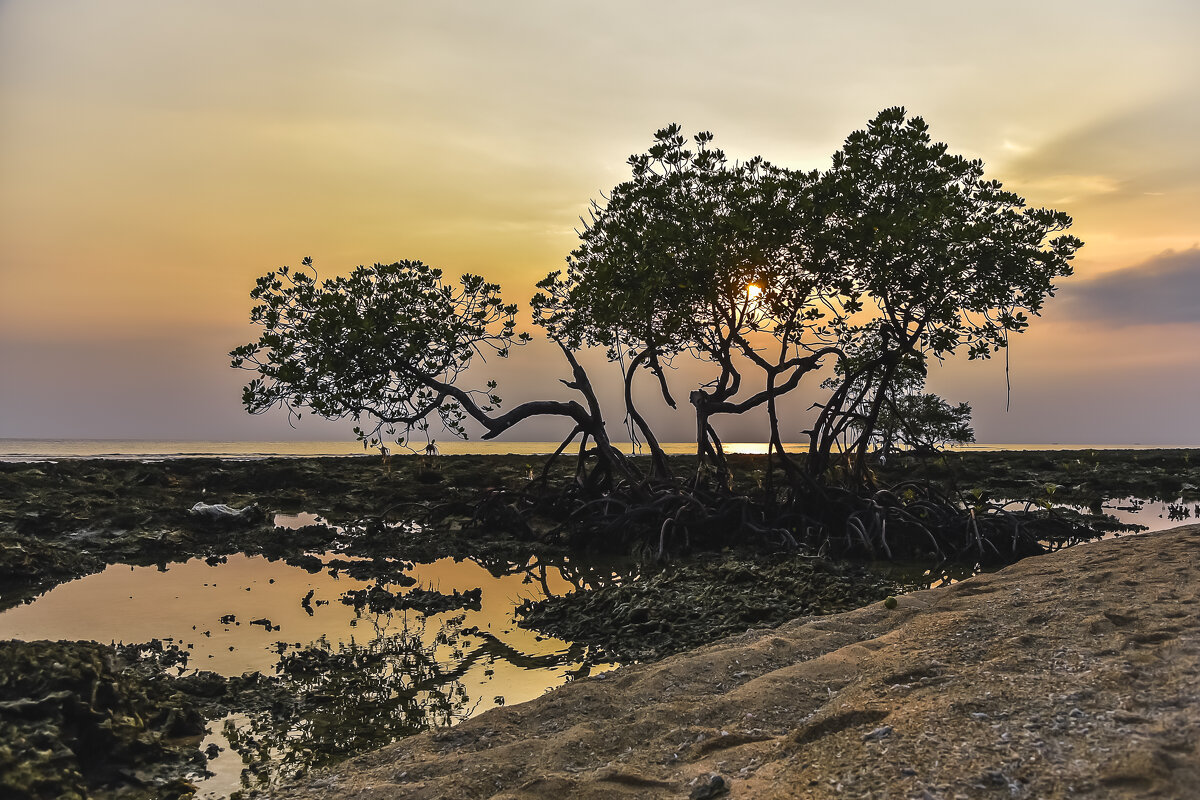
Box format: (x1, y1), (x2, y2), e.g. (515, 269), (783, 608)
(997, 93), (1200, 200)
(1059, 247), (1200, 327)
(1010, 173), (1122, 205)
(987, 93), (1200, 249)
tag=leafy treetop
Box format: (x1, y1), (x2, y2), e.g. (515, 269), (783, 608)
(821, 107), (1081, 361)
(230, 258), (528, 448)
(533, 125), (815, 366)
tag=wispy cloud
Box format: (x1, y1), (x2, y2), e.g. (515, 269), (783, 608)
(1012, 173), (1122, 205)
(998, 94), (1200, 198)
(1059, 247), (1200, 327)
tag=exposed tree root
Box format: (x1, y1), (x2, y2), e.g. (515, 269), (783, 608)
(463, 471), (1113, 568)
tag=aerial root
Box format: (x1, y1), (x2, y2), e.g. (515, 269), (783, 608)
(449, 475), (1105, 565)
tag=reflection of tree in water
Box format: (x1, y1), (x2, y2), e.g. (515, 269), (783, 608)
(469, 553), (638, 597)
(290, 511), (640, 597)
(223, 614), (472, 792)
(222, 610), (594, 793)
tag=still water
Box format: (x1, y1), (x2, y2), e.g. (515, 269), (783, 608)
(0, 514), (626, 797)
(4, 439), (1195, 462)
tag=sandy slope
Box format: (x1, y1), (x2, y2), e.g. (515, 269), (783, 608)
(277, 524), (1200, 799)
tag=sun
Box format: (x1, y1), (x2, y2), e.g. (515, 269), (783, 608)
(745, 283), (763, 300)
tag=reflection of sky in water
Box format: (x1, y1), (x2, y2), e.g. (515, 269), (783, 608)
(1091, 497), (1197, 533)
(0, 554), (593, 673)
(0, 544), (621, 798)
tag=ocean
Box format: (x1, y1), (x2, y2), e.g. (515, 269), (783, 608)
(0, 439), (1195, 462)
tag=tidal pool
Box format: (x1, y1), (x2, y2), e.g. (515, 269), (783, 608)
(1089, 496), (1197, 531)
(0, 528), (625, 797)
(876, 496), (1194, 593)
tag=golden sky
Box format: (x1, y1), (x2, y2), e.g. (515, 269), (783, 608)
(1, 1), (1198, 443)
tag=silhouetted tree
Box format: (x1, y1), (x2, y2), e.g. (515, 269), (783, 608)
(825, 346), (974, 458)
(807, 107), (1080, 481)
(230, 258), (637, 487)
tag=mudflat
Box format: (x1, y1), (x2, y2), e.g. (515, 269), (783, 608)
(279, 524), (1200, 799)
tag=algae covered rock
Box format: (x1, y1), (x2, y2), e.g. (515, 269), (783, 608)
(0, 640), (207, 800)
(518, 554), (895, 661)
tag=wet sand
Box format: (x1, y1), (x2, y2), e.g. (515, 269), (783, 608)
(278, 524), (1200, 799)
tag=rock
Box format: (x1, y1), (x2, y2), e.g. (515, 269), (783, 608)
(276, 524), (1200, 800)
(689, 774), (730, 799)
(863, 725), (894, 741)
(187, 501), (262, 523)
(0, 640), (207, 799)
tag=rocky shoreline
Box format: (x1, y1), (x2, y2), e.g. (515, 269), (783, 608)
(276, 524), (1200, 799)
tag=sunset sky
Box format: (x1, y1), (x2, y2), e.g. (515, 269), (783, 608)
(2, 1), (1198, 445)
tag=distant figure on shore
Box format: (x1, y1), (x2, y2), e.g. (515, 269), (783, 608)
(424, 440), (439, 457)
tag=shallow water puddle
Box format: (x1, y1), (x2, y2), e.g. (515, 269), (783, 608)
(0, 554), (596, 674)
(0, 547), (620, 797)
(1092, 496), (1197, 532)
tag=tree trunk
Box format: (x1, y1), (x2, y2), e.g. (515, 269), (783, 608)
(623, 349), (673, 480)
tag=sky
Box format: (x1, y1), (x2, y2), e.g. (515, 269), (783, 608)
(1, 0), (1198, 445)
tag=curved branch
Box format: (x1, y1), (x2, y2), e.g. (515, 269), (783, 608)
(422, 374), (592, 439)
(704, 347), (838, 416)
(648, 350), (677, 409)
(624, 348), (672, 479)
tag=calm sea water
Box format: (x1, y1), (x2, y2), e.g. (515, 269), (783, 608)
(2, 439), (1195, 462)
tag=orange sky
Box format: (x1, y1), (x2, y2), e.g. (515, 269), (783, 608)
(1, 1), (1198, 444)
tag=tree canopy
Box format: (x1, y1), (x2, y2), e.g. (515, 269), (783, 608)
(807, 108), (1080, 476)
